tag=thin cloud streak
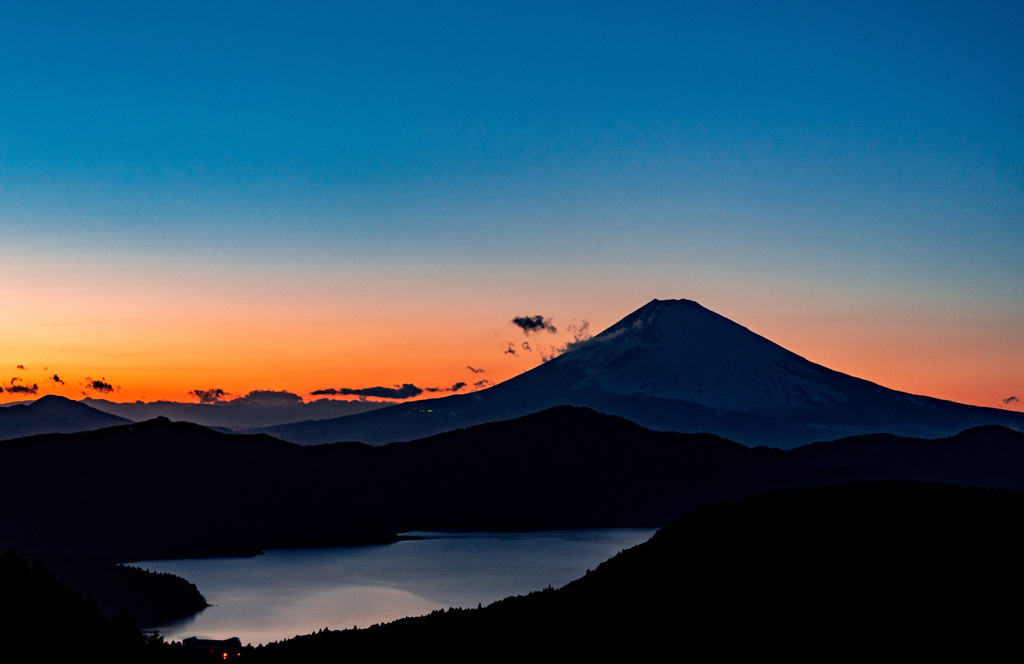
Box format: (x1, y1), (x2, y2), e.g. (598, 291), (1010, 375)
(312, 384), (424, 400)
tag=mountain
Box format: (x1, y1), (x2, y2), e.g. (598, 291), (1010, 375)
(255, 298), (1024, 447)
(0, 395), (132, 441)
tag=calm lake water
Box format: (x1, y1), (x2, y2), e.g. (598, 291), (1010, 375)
(133, 529), (656, 646)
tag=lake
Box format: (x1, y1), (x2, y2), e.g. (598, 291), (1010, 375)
(133, 528), (656, 646)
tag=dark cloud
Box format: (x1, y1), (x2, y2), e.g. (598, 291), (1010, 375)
(504, 343), (518, 357)
(16, 365), (25, 370)
(236, 390), (304, 405)
(190, 388), (231, 404)
(311, 384), (424, 400)
(512, 315), (557, 335)
(467, 366), (485, 374)
(84, 378), (115, 394)
(4, 381), (38, 394)
(521, 341), (532, 352)
(1004, 396), (1019, 406)
(425, 382), (467, 393)
(472, 379), (495, 390)
(50, 374), (65, 385)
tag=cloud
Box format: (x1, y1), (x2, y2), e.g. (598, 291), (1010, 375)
(567, 320), (591, 342)
(190, 388), (231, 404)
(84, 377), (116, 394)
(311, 384), (424, 400)
(542, 319), (593, 362)
(236, 390), (304, 406)
(512, 315), (557, 335)
(1004, 396), (1020, 406)
(425, 382), (467, 393)
(467, 366), (485, 374)
(504, 343), (518, 357)
(472, 379), (495, 390)
(16, 365), (25, 370)
(50, 374), (65, 385)
(521, 341), (532, 352)
(4, 380), (38, 394)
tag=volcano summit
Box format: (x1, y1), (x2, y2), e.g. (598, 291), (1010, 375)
(257, 299), (1024, 448)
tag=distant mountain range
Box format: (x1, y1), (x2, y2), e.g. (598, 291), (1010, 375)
(0, 395), (131, 441)
(82, 392), (388, 431)
(0, 392), (389, 442)
(253, 298), (1024, 448)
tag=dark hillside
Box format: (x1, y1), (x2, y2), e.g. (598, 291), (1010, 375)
(252, 482), (1024, 660)
(0, 548), (186, 663)
(789, 424), (1024, 488)
(5, 408), (1024, 563)
(1, 407), (825, 561)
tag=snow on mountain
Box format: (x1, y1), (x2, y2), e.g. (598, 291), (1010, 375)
(255, 299), (1024, 448)
(529, 299), (849, 410)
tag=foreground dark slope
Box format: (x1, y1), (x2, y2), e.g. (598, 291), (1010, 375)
(252, 482), (1024, 661)
(0, 549), (187, 663)
(255, 299), (1024, 447)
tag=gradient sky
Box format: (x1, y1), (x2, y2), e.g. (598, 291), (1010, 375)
(1, 1), (1021, 410)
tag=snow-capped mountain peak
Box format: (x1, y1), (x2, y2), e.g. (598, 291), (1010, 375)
(541, 299), (847, 411)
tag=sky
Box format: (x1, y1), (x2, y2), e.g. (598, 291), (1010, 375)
(1, 1), (1021, 411)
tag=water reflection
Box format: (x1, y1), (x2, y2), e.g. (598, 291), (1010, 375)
(136, 529), (655, 645)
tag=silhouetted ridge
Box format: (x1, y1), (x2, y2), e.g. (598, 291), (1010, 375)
(7, 404), (1024, 563)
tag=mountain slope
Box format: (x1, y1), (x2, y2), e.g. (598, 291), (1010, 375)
(256, 299), (1024, 447)
(252, 482), (1024, 660)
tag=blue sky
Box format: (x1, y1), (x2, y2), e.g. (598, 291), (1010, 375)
(1, 1), (1021, 407)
